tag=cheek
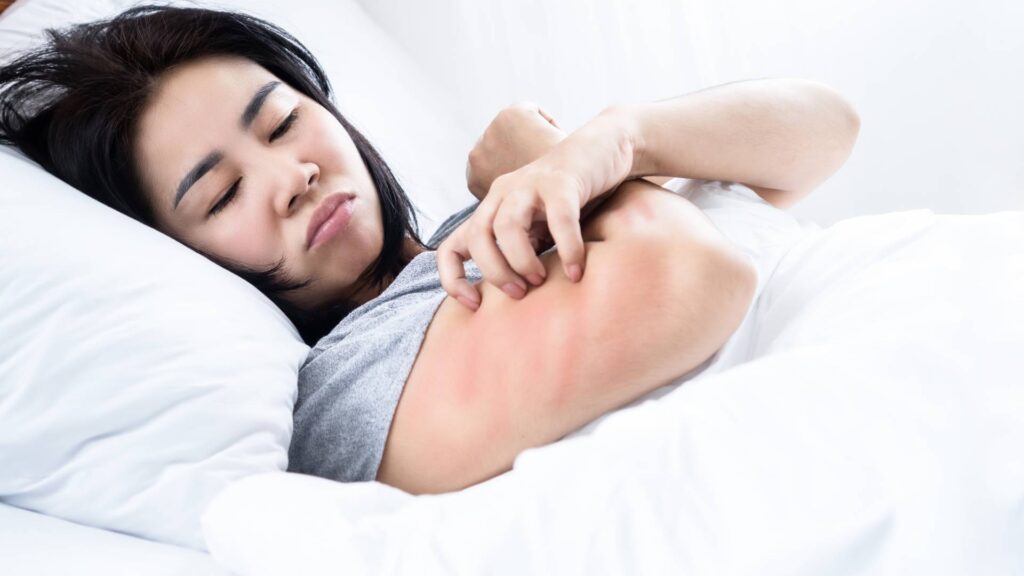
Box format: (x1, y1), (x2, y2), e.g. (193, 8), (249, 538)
(206, 209), (279, 266)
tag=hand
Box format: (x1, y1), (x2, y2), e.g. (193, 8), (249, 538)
(466, 102), (567, 200)
(438, 109), (638, 311)
(438, 163), (588, 310)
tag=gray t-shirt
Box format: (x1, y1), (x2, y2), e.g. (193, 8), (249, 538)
(288, 200), (482, 483)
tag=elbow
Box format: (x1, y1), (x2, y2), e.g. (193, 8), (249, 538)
(652, 240), (759, 369)
(803, 79), (861, 153)
(715, 245), (759, 318)
(835, 89), (861, 156)
(836, 85), (862, 139)
(653, 235), (759, 365)
(786, 80), (861, 195)
(696, 242), (759, 343)
(846, 100), (862, 138)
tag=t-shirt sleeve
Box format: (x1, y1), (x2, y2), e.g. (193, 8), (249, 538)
(287, 251), (461, 483)
(289, 200), (488, 484)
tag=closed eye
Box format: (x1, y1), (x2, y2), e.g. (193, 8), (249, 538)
(269, 109), (299, 142)
(206, 109), (297, 219)
(209, 178), (241, 217)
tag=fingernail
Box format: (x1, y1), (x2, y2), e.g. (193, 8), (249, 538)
(567, 264), (582, 282)
(502, 282), (526, 299)
(526, 273), (544, 286)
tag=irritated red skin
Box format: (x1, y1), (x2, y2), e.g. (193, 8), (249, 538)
(381, 244), (604, 492)
(456, 252), (597, 447)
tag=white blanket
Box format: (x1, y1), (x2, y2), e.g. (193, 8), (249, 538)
(203, 208), (1024, 575)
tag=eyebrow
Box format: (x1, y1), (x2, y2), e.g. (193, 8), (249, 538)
(173, 80), (282, 211)
(241, 80), (281, 130)
(174, 151), (223, 210)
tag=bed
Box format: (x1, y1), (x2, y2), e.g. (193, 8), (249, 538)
(2, 1), (1022, 575)
(201, 199), (1024, 576)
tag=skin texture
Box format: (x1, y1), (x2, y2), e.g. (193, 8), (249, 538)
(135, 55), (425, 312)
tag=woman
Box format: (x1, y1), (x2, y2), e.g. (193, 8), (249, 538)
(0, 6), (859, 493)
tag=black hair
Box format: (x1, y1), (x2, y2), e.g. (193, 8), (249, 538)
(0, 4), (431, 346)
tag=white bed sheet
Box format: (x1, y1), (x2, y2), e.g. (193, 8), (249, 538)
(0, 502), (229, 575)
(202, 208), (1024, 575)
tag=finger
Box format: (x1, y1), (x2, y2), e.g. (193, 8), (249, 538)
(437, 236), (480, 310)
(544, 196), (586, 282)
(493, 195), (548, 287)
(436, 231), (481, 311)
(465, 209), (530, 300)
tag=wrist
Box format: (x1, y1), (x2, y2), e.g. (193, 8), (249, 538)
(597, 104), (649, 180)
(544, 107), (640, 205)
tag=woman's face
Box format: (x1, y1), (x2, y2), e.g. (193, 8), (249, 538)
(136, 55), (402, 311)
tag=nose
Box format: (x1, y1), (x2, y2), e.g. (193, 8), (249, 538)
(283, 161), (320, 214)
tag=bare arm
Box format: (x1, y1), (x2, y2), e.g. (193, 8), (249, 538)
(380, 177), (757, 494)
(447, 81), (853, 308)
(466, 79), (858, 213)
(610, 78), (861, 209)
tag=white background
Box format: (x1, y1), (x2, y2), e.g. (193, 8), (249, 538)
(357, 0), (1023, 226)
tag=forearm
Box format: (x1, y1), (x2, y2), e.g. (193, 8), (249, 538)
(609, 78), (861, 196)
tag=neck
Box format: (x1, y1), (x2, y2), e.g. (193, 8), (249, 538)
(347, 235), (429, 306)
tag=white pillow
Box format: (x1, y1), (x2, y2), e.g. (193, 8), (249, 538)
(0, 0), (474, 551)
(0, 146), (307, 550)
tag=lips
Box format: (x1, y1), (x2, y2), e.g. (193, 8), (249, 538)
(306, 192), (356, 250)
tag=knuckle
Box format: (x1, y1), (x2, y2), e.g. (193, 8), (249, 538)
(438, 275), (453, 293)
(468, 220), (488, 238)
(550, 209), (575, 228)
(492, 223), (511, 241)
(491, 172), (511, 189)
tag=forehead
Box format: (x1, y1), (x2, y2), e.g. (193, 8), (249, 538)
(141, 55), (277, 140)
(156, 54), (275, 106)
